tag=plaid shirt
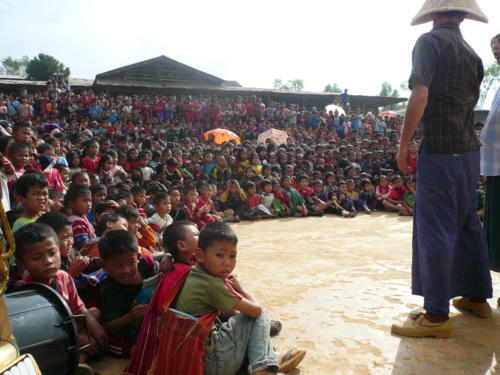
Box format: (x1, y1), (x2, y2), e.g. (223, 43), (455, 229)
(480, 87), (500, 176)
(410, 22), (483, 154)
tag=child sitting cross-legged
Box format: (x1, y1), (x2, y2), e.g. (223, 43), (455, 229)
(150, 223), (306, 375)
(14, 223), (108, 367)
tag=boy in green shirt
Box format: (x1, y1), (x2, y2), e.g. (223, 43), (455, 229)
(173, 222), (305, 374)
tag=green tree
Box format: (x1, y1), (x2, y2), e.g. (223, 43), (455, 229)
(379, 81), (406, 111)
(323, 83), (342, 93)
(1, 56), (29, 76)
(478, 62), (500, 108)
(274, 78), (304, 91)
(379, 81), (394, 97)
(26, 53), (70, 81)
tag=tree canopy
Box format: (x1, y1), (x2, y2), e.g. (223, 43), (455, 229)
(26, 53), (70, 81)
(273, 78), (304, 91)
(1, 56), (29, 76)
(323, 83), (342, 93)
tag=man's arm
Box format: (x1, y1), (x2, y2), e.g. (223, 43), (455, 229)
(397, 80), (428, 173)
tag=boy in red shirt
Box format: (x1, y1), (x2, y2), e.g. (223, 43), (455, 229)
(14, 223), (107, 365)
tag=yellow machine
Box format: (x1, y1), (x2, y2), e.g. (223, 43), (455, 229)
(0, 201), (41, 374)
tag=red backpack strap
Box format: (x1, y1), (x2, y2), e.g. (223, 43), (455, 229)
(123, 264), (191, 375)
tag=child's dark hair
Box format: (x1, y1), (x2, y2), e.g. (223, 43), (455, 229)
(36, 212), (72, 233)
(95, 200), (114, 215)
(99, 230), (138, 260)
(13, 170), (48, 198)
(392, 175), (402, 182)
(162, 220), (196, 259)
(243, 181), (255, 191)
(360, 179), (372, 189)
(97, 153), (113, 172)
(297, 174), (309, 183)
(152, 192), (170, 205)
(49, 189), (63, 200)
(312, 179), (323, 186)
(64, 184), (91, 206)
(345, 178), (354, 184)
(71, 171), (89, 184)
(14, 223), (58, 260)
(96, 213), (124, 236)
(183, 185), (196, 194)
(12, 121), (32, 134)
(115, 205), (139, 220)
(198, 222), (238, 252)
(338, 180), (347, 187)
(131, 185), (146, 196)
(8, 141), (29, 156)
(90, 183), (107, 195)
(166, 158), (179, 167)
(261, 179), (272, 189)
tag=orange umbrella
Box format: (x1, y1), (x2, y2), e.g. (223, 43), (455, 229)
(203, 128), (241, 145)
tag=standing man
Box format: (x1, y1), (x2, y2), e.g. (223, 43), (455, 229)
(481, 34), (500, 275)
(392, 0), (493, 338)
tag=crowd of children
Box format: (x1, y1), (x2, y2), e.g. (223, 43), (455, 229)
(2, 82), (491, 374)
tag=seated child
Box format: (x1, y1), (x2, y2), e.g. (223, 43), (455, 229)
(281, 175), (307, 217)
(36, 212), (96, 278)
(272, 180), (291, 217)
(260, 179), (278, 216)
(65, 184), (96, 250)
(346, 179), (371, 214)
(402, 177), (416, 216)
(296, 174), (326, 216)
(99, 230), (157, 358)
(169, 187), (188, 222)
(242, 181), (262, 220)
(88, 183), (108, 224)
(147, 191), (173, 234)
(374, 175), (392, 211)
(219, 179), (246, 222)
(331, 181), (357, 218)
(131, 186), (148, 218)
(79, 213), (129, 258)
(161, 223), (306, 374)
(359, 179), (376, 211)
(11, 171), (49, 232)
(383, 175), (409, 215)
(14, 223), (107, 364)
(71, 171), (91, 187)
(182, 185), (215, 229)
(115, 205), (157, 253)
(195, 184), (222, 223)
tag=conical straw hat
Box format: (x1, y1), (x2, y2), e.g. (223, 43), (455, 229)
(411, 0), (488, 25)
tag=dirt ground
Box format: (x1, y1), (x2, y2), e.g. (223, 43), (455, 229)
(93, 213), (500, 375)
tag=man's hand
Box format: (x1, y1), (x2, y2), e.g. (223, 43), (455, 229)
(397, 143), (411, 174)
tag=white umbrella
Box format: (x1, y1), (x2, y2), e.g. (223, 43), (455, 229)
(257, 128), (288, 146)
(325, 104), (346, 116)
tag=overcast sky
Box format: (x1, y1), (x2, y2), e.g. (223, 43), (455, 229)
(1, 0), (499, 97)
